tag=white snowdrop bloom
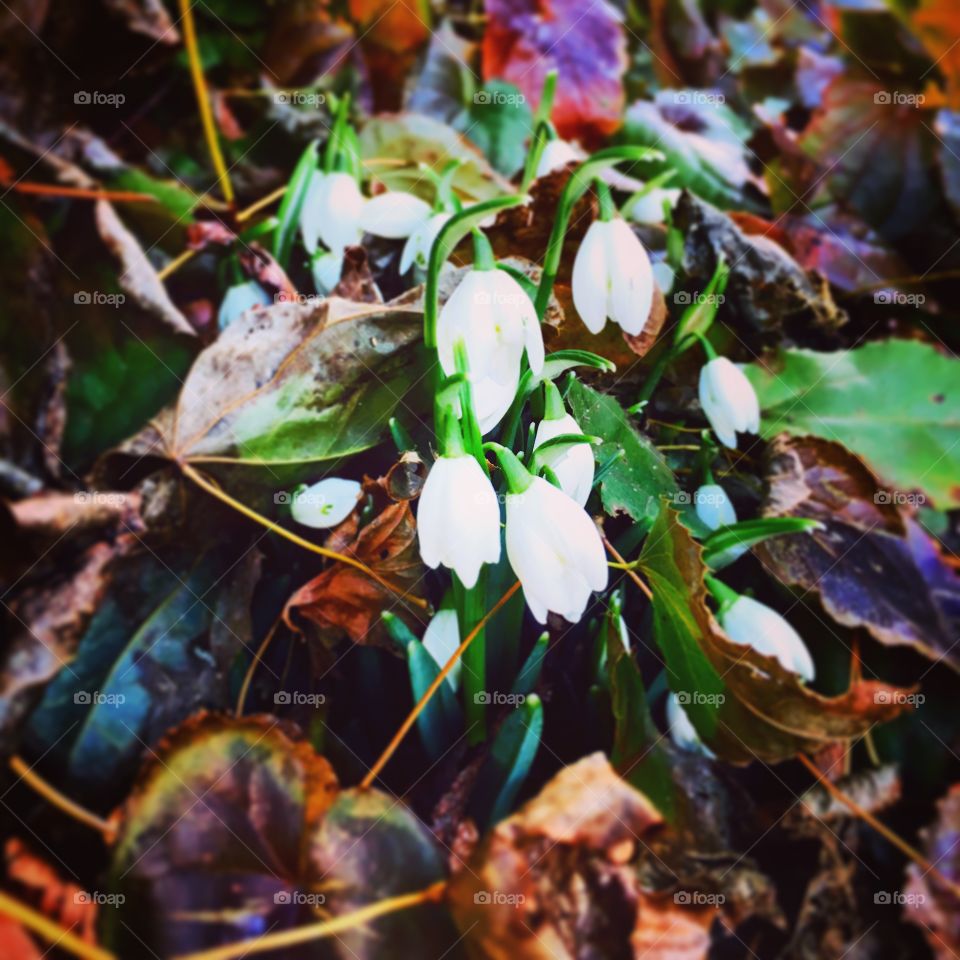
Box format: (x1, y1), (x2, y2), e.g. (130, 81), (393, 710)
(505, 476), (608, 624)
(720, 595), (815, 682)
(300, 171), (364, 255)
(218, 280), (270, 330)
(533, 384), (594, 506)
(422, 609), (462, 691)
(535, 138), (580, 178)
(572, 218), (655, 337)
(400, 212), (451, 274)
(666, 694), (714, 757)
(290, 477), (362, 528)
(694, 483), (737, 531)
(359, 191), (432, 239)
(436, 268), (544, 386)
(698, 356), (760, 449)
(472, 370), (520, 437)
(628, 187), (681, 225)
(417, 454), (501, 589)
(653, 260), (676, 295)
(312, 250), (343, 293)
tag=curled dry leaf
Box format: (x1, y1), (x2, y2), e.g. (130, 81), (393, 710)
(638, 505), (915, 763)
(94, 199), (196, 337)
(448, 752), (721, 959)
(284, 484), (425, 646)
(758, 435), (960, 670)
(9, 490), (142, 543)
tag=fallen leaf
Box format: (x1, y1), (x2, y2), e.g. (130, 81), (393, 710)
(284, 486), (424, 646)
(638, 504), (915, 763)
(482, 0), (628, 143)
(905, 783), (960, 958)
(101, 0), (178, 43)
(745, 340), (960, 509)
(913, 0), (960, 109)
(95, 199), (196, 337)
(757, 435), (960, 669)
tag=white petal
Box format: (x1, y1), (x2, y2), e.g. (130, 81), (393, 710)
(218, 281), (271, 330)
(315, 172), (365, 253)
(422, 609), (462, 690)
(359, 191), (432, 239)
(299, 171), (327, 255)
(607, 219), (654, 337)
(699, 359), (739, 449)
(628, 187), (681, 225)
(436, 270), (500, 378)
(535, 139), (580, 178)
(491, 270), (542, 375)
(400, 213), (451, 274)
(534, 415), (595, 507)
(312, 251), (343, 293)
(722, 596), (815, 682)
(572, 221), (610, 334)
(694, 484), (737, 531)
(473, 372), (519, 436)
(290, 477), (362, 528)
(666, 694), (714, 757)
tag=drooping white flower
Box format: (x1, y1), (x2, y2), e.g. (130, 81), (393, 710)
(535, 138), (580, 178)
(359, 191), (432, 239)
(694, 483), (737, 531)
(300, 171), (364, 255)
(417, 454), (501, 589)
(666, 694), (714, 757)
(312, 250), (343, 293)
(422, 609), (462, 690)
(572, 218), (655, 337)
(628, 187), (681, 225)
(290, 477), (362, 528)
(436, 268), (544, 386)
(472, 369), (520, 436)
(400, 212), (451, 274)
(533, 382), (594, 506)
(505, 476), (608, 624)
(218, 280), (270, 330)
(720, 595), (815, 681)
(698, 357), (760, 449)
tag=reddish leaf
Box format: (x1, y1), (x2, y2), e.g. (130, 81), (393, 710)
(482, 0), (628, 143)
(913, 0), (960, 109)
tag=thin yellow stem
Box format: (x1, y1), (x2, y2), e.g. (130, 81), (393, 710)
(178, 0), (234, 205)
(157, 247), (197, 281)
(0, 890), (115, 960)
(797, 754), (960, 900)
(360, 580), (523, 790)
(9, 757), (114, 840)
(236, 185), (286, 222)
(181, 463), (428, 611)
(235, 616), (282, 717)
(174, 881), (446, 960)
(603, 538), (654, 601)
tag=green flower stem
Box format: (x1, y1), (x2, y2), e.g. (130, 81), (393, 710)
(542, 379), (566, 420)
(533, 146), (664, 319)
(595, 179), (616, 222)
(483, 442), (534, 493)
(519, 70), (558, 192)
(472, 229), (496, 271)
(423, 195), (525, 349)
(323, 93), (352, 174)
(633, 342), (679, 408)
(704, 575), (739, 617)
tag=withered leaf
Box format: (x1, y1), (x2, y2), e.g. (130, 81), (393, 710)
(757, 435), (960, 670)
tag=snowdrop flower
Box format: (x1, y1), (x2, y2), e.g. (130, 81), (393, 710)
(300, 171), (364, 255)
(489, 446), (606, 624)
(312, 250), (343, 293)
(359, 191), (432, 239)
(400, 212), (451, 274)
(218, 280), (270, 330)
(436, 267), (544, 386)
(533, 381), (594, 506)
(572, 218), (655, 337)
(473, 370), (520, 436)
(290, 477), (362, 528)
(628, 187), (681, 225)
(535, 138), (579, 178)
(698, 356), (760, 449)
(422, 609), (461, 690)
(418, 453), (501, 589)
(666, 694), (714, 757)
(718, 591), (815, 682)
(694, 483), (736, 531)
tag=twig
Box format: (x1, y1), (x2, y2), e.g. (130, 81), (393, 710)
(178, 0), (234, 205)
(6, 183), (156, 203)
(0, 890), (115, 960)
(181, 463), (428, 610)
(9, 757), (115, 841)
(235, 616), (282, 717)
(174, 881), (447, 960)
(360, 580), (523, 789)
(603, 538), (653, 601)
(797, 753), (960, 900)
